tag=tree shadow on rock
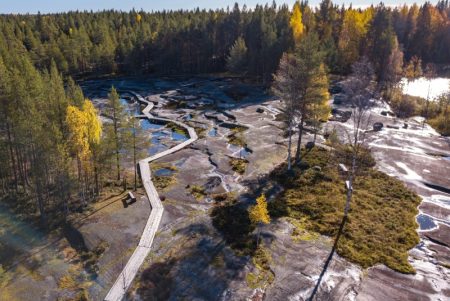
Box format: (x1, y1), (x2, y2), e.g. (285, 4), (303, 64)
(307, 215), (347, 301)
(136, 259), (176, 301)
(62, 223), (89, 254)
(135, 222), (252, 300)
(210, 200), (256, 257)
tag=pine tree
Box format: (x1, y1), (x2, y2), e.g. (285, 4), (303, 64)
(307, 63), (330, 143)
(226, 37), (248, 74)
(124, 116), (150, 191)
(292, 33), (327, 163)
(106, 86), (127, 181)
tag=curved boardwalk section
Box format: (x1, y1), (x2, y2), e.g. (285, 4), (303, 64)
(105, 92), (197, 301)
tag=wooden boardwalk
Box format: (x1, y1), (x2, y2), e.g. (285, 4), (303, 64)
(104, 92), (197, 301)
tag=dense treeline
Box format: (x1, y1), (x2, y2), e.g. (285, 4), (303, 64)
(1, 1), (449, 81)
(0, 55), (146, 225)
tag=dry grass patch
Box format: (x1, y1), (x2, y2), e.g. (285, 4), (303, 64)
(229, 157), (248, 175)
(59, 274), (77, 290)
(189, 185), (206, 200)
(246, 246), (274, 289)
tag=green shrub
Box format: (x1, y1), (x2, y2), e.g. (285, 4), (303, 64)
(270, 147), (421, 273)
(211, 199), (256, 256)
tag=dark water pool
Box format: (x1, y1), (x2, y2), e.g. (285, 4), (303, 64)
(172, 131), (188, 141)
(141, 119), (164, 130)
(208, 128), (217, 137)
(151, 131), (169, 144)
(154, 168), (174, 177)
(417, 214), (437, 230)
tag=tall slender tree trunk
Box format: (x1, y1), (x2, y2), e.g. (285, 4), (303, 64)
(16, 144), (26, 191)
(287, 123), (293, 171)
(23, 150), (31, 188)
(93, 148), (99, 195)
(6, 122), (18, 192)
(114, 121), (120, 181)
(112, 98), (121, 181)
(115, 147), (120, 181)
(313, 119), (318, 144)
(256, 224), (261, 248)
(423, 81), (431, 130)
(295, 115), (305, 164)
(133, 131), (137, 191)
(35, 180), (46, 222)
(344, 155), (357, 218)
(94, 164), (99, 195)
(31, 144), (46, 223)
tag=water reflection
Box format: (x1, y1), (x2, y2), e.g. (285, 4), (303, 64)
(120, 98), (141, 116)
(417, 214), (437, 231)
(141, 119), (164, 130)
(154, 168), (174, 177)
(172, 131), (188, 141)
(208, 128), (217, 137)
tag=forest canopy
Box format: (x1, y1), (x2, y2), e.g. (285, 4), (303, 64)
(0, 1), (449, 81)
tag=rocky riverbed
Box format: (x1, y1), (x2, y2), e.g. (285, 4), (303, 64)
(1, 76), (448, 300)
(90, 76), (449, 300)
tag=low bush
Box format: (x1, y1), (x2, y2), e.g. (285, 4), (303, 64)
(211, 198), (256, 256)
(270, 147), (421, 273)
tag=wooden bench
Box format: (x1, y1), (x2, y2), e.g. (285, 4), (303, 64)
(122, 191), (137, 208)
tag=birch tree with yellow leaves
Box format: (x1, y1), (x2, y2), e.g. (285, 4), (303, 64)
(66, 99), (102, 203)
(338, 8), (373, 72)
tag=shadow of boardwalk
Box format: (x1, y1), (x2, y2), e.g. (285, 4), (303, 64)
(308, 215), (348, 301)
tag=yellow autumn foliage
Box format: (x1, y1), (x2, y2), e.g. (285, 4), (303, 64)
(338, 8), (373, 66)
(82, 99), (102, 145)
(249, 194), (271, 225)
(290, 2), (304, 44)
(66, 105), (90, 161)
(66, 99), (102, 163)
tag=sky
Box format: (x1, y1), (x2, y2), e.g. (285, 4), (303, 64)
(0, 0), (437, 14)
